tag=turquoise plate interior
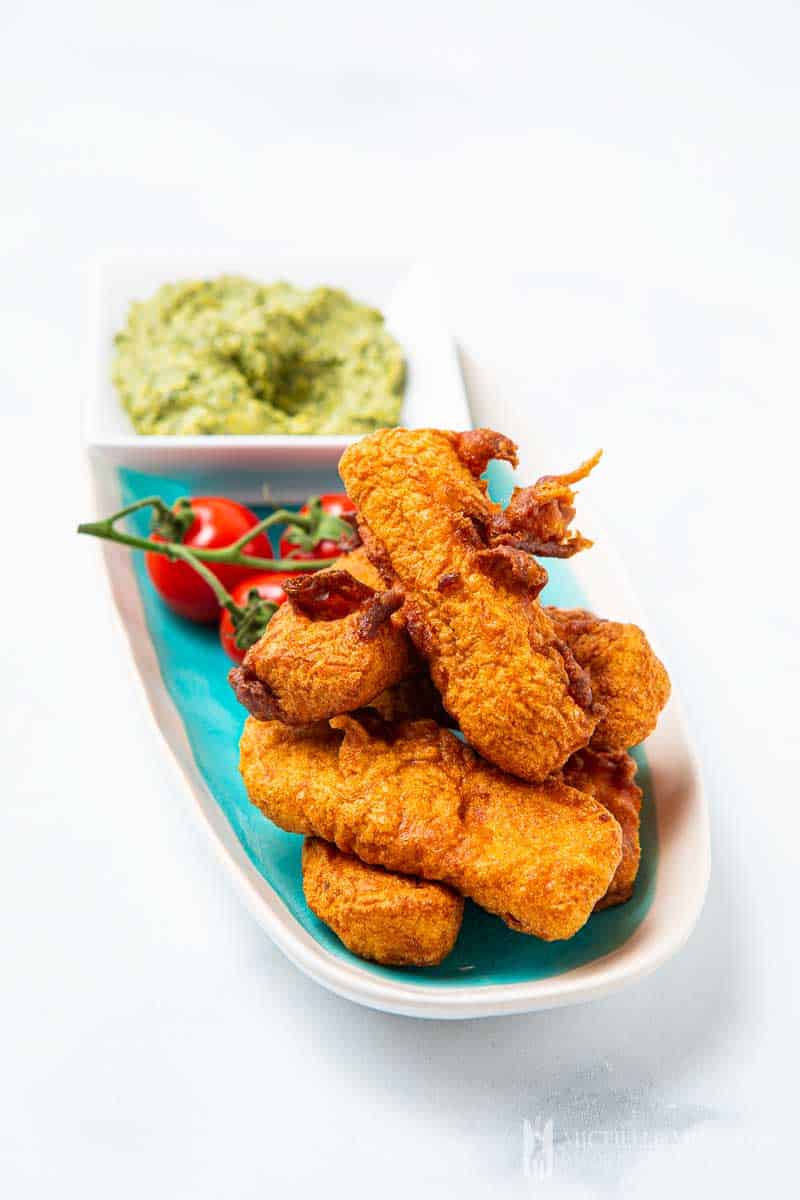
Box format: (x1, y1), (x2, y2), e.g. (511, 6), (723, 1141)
(119, 461), (656, 988)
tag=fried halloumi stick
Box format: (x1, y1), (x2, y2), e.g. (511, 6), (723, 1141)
(547, 609), (671, 752)
(339, 428), (601, 782)
(229, 548), (414, 725)
(562, 748), (643, 909)
(303, 747), (642, 968)
(239, 715), (622, 941)
(302, 837), (463, 966)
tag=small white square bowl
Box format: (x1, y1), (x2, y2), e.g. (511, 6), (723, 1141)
(84, 253), (472, 490)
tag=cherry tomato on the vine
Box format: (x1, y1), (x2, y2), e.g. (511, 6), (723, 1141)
(278, 493), (357, 562)
(219, 572), (299, 662)
(146, 497), (272, 623)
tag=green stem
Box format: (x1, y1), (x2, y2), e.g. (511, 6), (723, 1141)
(77, 517), (330, 572)
(167, 544), (237, 611)
(223, 508), (315, 553)
(77, 495), (339, 650)
(101, 494), (176, 524)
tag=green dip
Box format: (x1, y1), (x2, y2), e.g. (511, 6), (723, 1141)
(112, 276), (406, 435)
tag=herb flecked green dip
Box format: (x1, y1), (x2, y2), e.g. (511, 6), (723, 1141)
(112, 276), (406, 435)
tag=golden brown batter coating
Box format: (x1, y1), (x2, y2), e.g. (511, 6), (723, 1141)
(326, 545), (385, 590)
(547, 609), (671, 751)
(339, 428), (600, 782)
(302, 744), (642, 967)
(563, 747), (643, 909)
(239, 715), (622, 941)
(228, 548), (413, 725)
(365, 671), (452, 725)
(302, 837), (463, 966)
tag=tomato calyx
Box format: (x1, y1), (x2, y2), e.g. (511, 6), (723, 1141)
(225, 590), (279, 653)
(219, 573), (298, 661)
(150, 496), (196, 542)
(281, 497), (358, 556)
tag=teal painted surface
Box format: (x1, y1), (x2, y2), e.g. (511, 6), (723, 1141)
(118, 460), (656, 987)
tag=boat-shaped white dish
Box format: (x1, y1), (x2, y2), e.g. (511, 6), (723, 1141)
(87, 454), (708, 1019)
(85, 253), (708, 1016)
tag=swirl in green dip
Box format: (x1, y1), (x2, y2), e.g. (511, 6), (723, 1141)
(112, 276), (406, 435)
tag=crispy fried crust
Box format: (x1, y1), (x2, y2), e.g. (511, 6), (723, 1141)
(302, 744), (642, 966)
(452, 429), (518, 475)
(239, 715), (622, 941)
(338, 428), (599, 781)
(302, 837), (463, 966)
(485, 450), (601, 558)
(230, 549), (413, 725)
(325, 545), (387, 590)
(283, 568), (377, 619)
(547, 608), (671, 751)
(563, 748), (643, 908)
(365, 671), (453, 725)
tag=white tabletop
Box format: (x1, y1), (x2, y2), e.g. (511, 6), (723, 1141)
(2, 4), (798, 1196)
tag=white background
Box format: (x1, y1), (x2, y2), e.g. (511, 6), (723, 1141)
(2, 3), (799, 1196)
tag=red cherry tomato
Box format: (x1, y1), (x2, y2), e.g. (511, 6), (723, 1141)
(278, 493), (357, 562)
(146, 497), (272, 623)
(219, 572), (299, 662)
